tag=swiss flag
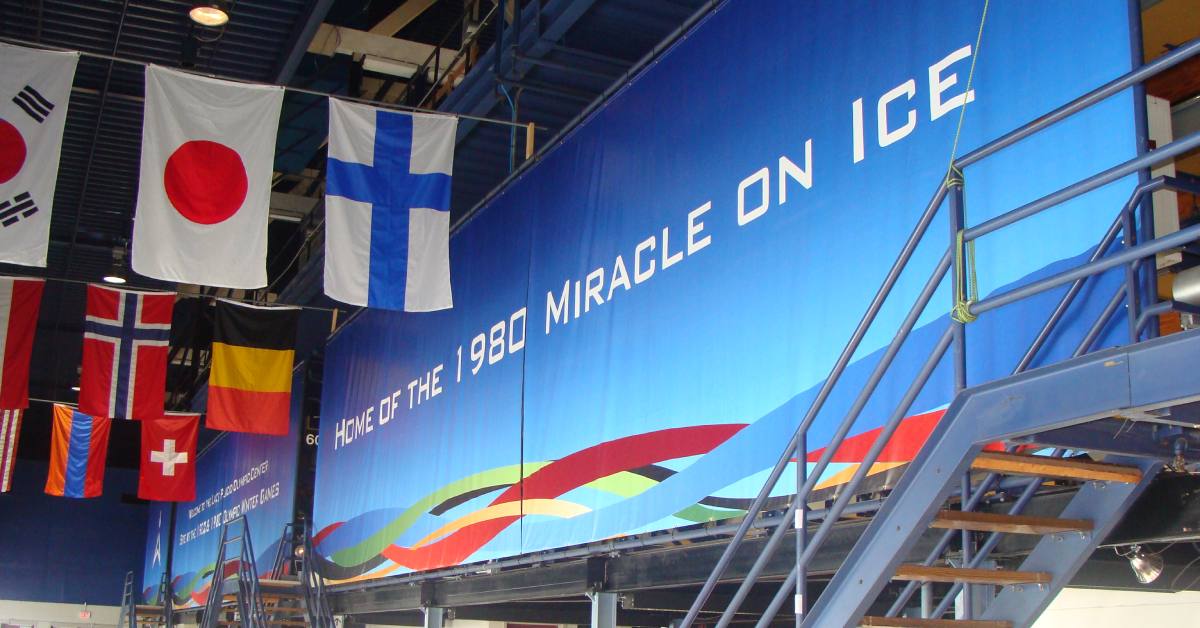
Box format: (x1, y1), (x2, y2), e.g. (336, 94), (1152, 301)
(131, 66), (283, 289)
(138, 414), (198, 502)
(0, 276), (44, 409)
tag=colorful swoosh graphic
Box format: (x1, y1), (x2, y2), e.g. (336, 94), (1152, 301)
(314, 410), (944, 581)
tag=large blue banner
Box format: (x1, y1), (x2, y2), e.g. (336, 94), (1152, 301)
(168, 368), (303, 607)
(313, 0), (1137, 581)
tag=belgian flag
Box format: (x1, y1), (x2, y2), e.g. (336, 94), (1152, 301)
(207, 300), (298, 435)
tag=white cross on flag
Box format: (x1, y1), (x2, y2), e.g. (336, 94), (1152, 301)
(0, 43), (78, 267)
(138, 413), (198, 502)
(131, 66), (283, 289)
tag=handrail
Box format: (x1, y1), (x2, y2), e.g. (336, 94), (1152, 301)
(680, 34), (1200, 628)
(270, 522), (296, 577)
(300, 519), (336, 628)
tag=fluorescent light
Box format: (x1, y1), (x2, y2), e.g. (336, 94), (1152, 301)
(70, 385), (80, 392)
(189, 3), (229, 27)
(363, 55), (420, 80)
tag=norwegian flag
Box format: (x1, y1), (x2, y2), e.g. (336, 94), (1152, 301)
(79, 285), (174, 420)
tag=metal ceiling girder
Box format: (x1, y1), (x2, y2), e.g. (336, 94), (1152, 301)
(441, 0), (601, 142)
(274, 0), (337, 83)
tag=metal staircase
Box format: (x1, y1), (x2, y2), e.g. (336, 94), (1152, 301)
(678, 36), (1200, 628)
(266, 520), (335, 628)
(119, 570), (172, 628)
(297, 519), (336, 628)
(200, 516), (269, 628)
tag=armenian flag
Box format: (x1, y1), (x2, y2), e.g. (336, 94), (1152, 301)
(206, 300), (297, 435)
(45, 404), (111, 498)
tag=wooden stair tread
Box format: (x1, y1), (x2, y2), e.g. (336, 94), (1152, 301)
(931, 510), (1093, 535)
(894, 564), (1051, 585)
(971, 452), (1141, 483)
(861, 617), (1011, 627)
(258, 578), (302, 588)
(134, 605), (165, 614)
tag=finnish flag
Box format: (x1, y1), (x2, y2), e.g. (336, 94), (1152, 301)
(324, 98), (456, 311)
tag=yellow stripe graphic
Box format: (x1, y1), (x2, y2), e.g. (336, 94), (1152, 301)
(411, 499), (591, 548)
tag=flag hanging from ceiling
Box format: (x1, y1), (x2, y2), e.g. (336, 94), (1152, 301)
(324, 98), (456, 311)
(0, 409), (21, 493)
(131, 65), (283, 289)
(80, 284), (174, 420)
(207, 300), (298, 435)
(0, 276), (44, 409)
(138, 413), (198, 501)
(0, 43), (78, 267)
(45, 404), (111, 498)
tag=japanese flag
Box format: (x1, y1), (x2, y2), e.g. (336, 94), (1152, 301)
(131, 66), (283, 289)
(0, 43), (78, 267)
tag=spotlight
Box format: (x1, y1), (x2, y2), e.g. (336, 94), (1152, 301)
(70, 385), (80, 392)
(294, 545), (306, 558)
(1128, 545), (1163, 584)
(189, 1), (230, 27)
(104, 247), (128, 284)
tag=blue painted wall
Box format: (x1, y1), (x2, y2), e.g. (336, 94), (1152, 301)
(0, 460), (146, 605)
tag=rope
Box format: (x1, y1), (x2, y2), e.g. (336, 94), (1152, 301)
(948, 0), (989, 324)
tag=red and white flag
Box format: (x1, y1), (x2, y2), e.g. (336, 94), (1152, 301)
(131, 66), (283, 289)
(138, 413), (198, 501)
(0, 276), (44, 409)
(0, 409), (20, 493)
(80, 284), (174, 420)
(0, 43), (78, 267)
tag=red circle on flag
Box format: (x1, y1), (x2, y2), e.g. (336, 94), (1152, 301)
(163, 140), (248, 224)
(0, 119), (27, 185)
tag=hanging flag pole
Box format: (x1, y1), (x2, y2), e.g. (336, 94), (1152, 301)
(0, 37), (546, 132)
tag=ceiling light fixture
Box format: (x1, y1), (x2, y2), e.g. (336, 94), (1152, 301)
(189, 1), (230, 27)
(1128, 545), (1164, 584)
(104, 247), (128, 284)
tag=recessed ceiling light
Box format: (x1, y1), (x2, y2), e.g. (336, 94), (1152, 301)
(189, 2), (230, 27)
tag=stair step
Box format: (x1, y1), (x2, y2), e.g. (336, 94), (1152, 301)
(258, 578), (301, 588)
(893, 564), (1052, 586)
(861, 618), (1012, 627)
(134, 605), (165, 614)
(970, 452), (1141, 483)
(931, 510), (1093, 535)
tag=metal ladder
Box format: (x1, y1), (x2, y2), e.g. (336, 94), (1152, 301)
(298, 519), (336, 628)
(118, 570), (171, 628)
(678, 35), (1200, 628)
(262, 519), (335, 628)
(201, 515), (269, 628)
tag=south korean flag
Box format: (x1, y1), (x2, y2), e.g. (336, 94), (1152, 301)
(0, 43), (78, 267)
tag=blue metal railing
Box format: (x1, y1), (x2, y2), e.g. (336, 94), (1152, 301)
(679, 35), (1200, 628)
(300, 519), (336, 628)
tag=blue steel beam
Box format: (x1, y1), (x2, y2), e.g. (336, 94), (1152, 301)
(442, 0), (601, 143)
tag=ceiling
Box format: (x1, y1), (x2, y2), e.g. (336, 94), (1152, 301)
(0, 0), (714, 469)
